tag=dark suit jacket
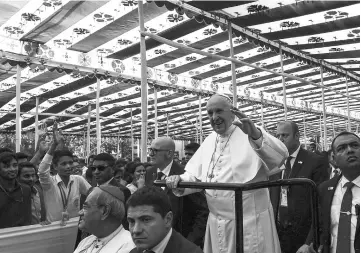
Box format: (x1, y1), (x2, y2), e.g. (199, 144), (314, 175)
(129, 229), (203, 253)
(305, 175), (360, 253)
(146, 162), (186, 232)
(146, 162), (209, 241)
(269, 148), (329, 244)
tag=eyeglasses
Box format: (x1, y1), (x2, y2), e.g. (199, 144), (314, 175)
(148, 148), (170, 156)
(89, 165), (111, 172)
(185, 152), (194, 156)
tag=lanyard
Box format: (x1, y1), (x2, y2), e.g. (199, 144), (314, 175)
(58, 181), (73, 211)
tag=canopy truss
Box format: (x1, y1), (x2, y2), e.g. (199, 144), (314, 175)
(0, 0), (359, 145)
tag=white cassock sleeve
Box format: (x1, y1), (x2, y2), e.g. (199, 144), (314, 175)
(173, 141), (205, 197)
(249, 127), (288, 175)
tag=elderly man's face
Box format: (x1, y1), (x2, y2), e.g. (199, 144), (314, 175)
(128, 205), (172, 251)
(78, 190), (103, 233)
(206, 95), (234, 135)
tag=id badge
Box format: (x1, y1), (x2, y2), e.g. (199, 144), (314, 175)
(60, 211), (69, 226)
(280, 187), (288, 207)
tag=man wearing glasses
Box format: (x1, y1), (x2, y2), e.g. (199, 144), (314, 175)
(88, 153), (131, 231)
(146, 137), (186, 233)
(90, 153), (131, 203)
(0, 152), (32, 228)
(146, 137), (208, 248)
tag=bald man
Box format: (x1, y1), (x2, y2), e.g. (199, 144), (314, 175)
(166, 94), (288, 253)
(146, 137), (209, 247)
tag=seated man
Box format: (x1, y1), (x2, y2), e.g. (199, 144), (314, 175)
(17, 162), (49, 225)
(127, 186), (203, 253)
(74, 185), (134, 253)
(0, 152), (32, 228)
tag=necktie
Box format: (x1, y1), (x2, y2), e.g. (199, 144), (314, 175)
(157, 171), (165, 180)
(283, 156), (293, 179)
(278, 156), (293, 227)
(336, 181), (354, 253)
(332, 169), (340, 178)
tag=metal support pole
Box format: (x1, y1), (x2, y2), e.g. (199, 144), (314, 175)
(15, 65), (21, 152)
(87, 104), (91, 160)
(96, 78), (101, 154)
(346, 74), (351, 131)
(166, 113), (169, 136)
(279, 46), (287, 120)
(195, 116), (199, 143)
(83, 125), (86, 158)
(131, 107), (134, 161)
(319, 115), (323, 151)
(320, 67), (328, 150)
(228, 21), (237, 107)
(117, 127), (120, 158)
(303, 112), (307, 149)
(154, 86), (158, 139)
(138, 1), (148, 162)
(34, 97), (39, 150)
(235, 190), (244, 253)
(260, 103), (264, 128)
(199, 95), (203, 143)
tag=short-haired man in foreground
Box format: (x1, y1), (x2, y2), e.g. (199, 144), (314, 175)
(74, 185), (134, 253)
(297, 131), (360, 253)
(127, 186), (203, 253)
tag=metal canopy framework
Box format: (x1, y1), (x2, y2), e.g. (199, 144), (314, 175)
(0, 0), (359, 152)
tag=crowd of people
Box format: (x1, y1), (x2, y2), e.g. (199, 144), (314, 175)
(0, 94), (359, 253)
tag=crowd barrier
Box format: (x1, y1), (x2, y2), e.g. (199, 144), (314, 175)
(154, 178), (319, 253)
(0, 217), (78, 253)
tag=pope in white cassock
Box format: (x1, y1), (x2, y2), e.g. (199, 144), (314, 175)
(166, 94), (288, 253)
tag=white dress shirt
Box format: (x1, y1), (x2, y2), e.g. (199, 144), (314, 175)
(329, 164), (340, 179)
(158, 160), (173, 178)
(330, 176), (360, 253)
(281, 144), (301, 178)
(74, 225), (135, 253)
(151, 228), (173, 253)
(38, 154), (91, 222)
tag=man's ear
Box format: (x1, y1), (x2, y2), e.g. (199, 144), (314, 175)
(295, 131), (300, 140)
(100, 204), (111, 220)
(164, 211), (173, 228)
